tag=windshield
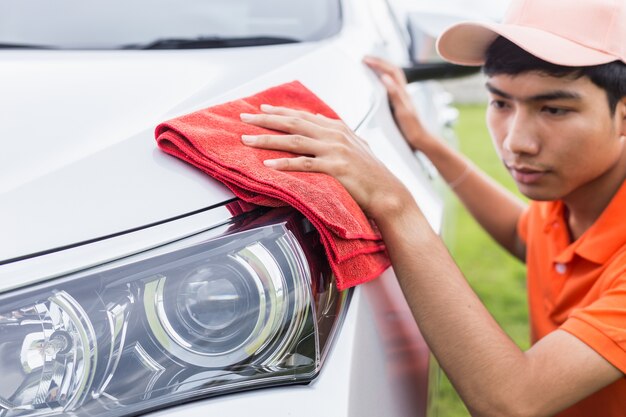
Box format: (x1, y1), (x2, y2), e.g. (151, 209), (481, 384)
(0, 0), (341, 49)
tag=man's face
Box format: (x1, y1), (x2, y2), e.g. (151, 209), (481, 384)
(486, 71), (626, 202)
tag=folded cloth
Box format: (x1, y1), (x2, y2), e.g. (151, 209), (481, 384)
(155, 80), (390, 290)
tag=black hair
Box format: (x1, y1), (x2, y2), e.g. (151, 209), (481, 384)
(483, 36), (626, 113)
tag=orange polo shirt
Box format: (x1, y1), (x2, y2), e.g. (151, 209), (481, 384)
(518, 180), (626, 417)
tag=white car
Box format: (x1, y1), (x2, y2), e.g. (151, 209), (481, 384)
(0, 0), (476, 416)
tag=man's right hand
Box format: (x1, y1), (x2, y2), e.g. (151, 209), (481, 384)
(363, 55), (435, 152)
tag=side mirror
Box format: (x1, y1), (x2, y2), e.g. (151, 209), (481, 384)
(402, 63), (480, 83)
(403, 6), (501, 82)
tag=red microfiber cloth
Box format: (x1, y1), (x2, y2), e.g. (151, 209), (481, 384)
(155, 81), (390, 290)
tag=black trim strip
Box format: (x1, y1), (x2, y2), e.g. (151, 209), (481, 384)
(0, 198), (239, 266)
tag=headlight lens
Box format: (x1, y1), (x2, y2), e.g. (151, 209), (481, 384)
(0, 291), (97, 413)
(0, 209), (347, 417)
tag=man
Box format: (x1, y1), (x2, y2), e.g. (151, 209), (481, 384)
(239, 0), (626, 415)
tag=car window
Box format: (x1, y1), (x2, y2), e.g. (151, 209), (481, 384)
(0, 0), (341, 49)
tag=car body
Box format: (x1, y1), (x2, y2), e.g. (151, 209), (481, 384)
(0, 0), (473, 416)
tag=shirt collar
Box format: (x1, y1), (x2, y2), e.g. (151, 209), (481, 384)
(553, 180), (626, 265)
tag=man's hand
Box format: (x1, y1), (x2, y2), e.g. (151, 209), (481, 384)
(240, 104), (412, 220)
(363, 56), (435, 152)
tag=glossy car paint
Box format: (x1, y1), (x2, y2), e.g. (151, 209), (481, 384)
(0, 0), (454, 415)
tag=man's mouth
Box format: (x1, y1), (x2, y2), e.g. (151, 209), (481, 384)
(506, 164), (547, 185)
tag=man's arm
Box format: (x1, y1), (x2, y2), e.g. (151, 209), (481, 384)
(364, 56), (526, 260)
(240, 106), (622, 417)
(378, 195), (622, 417)
(421, 136), (526, 260)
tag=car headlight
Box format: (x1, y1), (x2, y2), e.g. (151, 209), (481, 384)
(0, 208), (348, 417)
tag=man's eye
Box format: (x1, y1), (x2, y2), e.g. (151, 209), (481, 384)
(542, 106), (570, 116)
(490, 100), (508, 110)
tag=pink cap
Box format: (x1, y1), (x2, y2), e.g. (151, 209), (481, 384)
(436, 0), (626, 67)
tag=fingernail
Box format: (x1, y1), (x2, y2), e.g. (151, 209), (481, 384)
(381, 74), (393, 86)
(240, 113), (255, 122)
(260, 104), (275, 112)
(241, 135), (257, 144)
(263, 159), (278, 168)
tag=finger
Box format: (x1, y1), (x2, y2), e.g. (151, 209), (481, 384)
(259, 104), (318, 120)
(240, 112), (338, 142)
(241, 133), (325, 156)
(260, 104), (356, 141)
(362, 55), (393, 71)
(263, 156), (329, 173)
(259, 104), (344, 131)
(380, 74), (407, 107)
(362, 56), (407, 85)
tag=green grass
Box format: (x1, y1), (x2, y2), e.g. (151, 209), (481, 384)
(431, 104), (530, 417)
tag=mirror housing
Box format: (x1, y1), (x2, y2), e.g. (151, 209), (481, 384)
(402, 5), (504, 81)
(402, 63), (479, 83)
(400, 8), (487, 83)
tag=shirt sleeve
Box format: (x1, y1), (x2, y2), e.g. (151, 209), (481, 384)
(561, 271), (626, 374)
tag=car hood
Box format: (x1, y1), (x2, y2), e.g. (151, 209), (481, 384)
(0, 43), (375, 263)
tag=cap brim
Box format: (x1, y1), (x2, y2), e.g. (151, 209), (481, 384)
(436, 21), (619, 67)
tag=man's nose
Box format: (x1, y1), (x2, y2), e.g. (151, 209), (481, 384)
(502, 111), (540, 156)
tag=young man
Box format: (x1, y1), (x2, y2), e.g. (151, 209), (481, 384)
(240, 0), (626, 415)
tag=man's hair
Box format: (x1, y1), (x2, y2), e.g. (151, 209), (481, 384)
(483, 36), (626, 114)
